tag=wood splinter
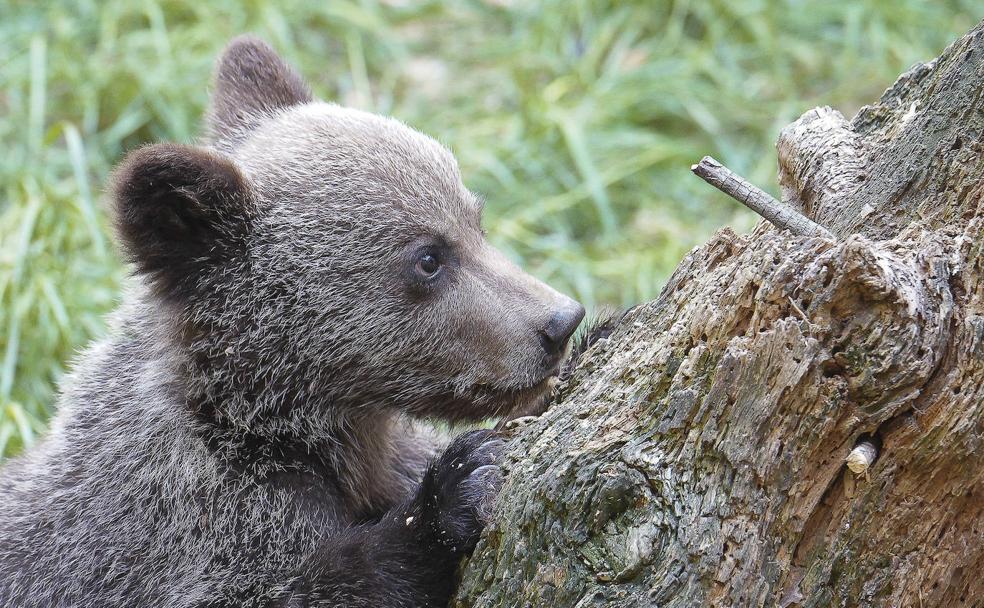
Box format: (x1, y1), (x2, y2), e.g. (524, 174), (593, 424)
(691, 156), (834, 239)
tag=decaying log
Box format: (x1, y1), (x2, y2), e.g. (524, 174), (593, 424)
(453, 19), (984, 608)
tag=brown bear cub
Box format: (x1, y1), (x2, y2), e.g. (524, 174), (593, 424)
(0, 37), (584, 607)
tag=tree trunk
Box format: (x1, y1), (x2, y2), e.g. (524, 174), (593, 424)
(453, 20), (984, 608)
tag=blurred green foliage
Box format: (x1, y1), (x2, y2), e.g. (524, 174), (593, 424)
(0, 0), (979, 456)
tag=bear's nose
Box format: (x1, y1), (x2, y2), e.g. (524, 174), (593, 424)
(539, 299), (586, 355)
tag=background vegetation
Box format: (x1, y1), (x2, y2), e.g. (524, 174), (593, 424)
(1, 0), (978, 456)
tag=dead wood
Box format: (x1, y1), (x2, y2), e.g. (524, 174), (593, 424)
(455, 19), (984, 608)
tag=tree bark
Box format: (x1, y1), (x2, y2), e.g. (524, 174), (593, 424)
(453, 19), (984, 608)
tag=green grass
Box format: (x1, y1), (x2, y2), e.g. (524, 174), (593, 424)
(1, 0), (979, 456)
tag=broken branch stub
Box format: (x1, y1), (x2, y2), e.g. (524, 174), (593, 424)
(691, 156), (834, 239)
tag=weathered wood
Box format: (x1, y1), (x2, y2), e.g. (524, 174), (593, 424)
(454, 19), (984, 608)
(691, 156), (834, 239)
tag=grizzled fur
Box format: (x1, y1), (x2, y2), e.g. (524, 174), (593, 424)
(0, 37), (584, 607)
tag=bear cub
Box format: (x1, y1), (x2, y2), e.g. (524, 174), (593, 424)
(0, 37), (584, 607)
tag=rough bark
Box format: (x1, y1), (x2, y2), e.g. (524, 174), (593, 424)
(453, 20), (984, 608)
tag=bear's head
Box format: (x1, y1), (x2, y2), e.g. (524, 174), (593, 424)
(111, 36), (584, 434)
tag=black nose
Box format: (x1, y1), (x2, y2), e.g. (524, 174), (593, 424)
(539, 300), (586, 354)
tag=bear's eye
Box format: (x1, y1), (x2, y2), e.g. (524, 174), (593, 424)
(415, 252), (442, 279)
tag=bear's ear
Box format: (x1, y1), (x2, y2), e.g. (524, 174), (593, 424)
(206, 35), (313, 146)
(111, 143), (255, 299)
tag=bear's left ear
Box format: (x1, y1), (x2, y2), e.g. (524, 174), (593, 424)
(111, 143), (256, 300)
(206, 35), (313, 147)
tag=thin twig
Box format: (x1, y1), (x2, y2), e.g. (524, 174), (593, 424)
(691, 156), (834, 239)
(787, 296), (811, 326)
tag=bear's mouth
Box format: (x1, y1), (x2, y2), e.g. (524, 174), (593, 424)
(471, 369), (561, 418)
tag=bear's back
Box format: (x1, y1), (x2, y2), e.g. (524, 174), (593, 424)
(0, 333), (345, 607)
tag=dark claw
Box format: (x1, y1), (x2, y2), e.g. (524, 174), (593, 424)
(416, 429), (505, 554)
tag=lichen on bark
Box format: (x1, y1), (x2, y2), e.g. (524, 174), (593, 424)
(454, 19), (984, 608)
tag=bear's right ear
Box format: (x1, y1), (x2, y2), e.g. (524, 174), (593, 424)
(111, 143), (255, 300)
(206, 35), (313, 147)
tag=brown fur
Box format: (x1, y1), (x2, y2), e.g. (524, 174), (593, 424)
(0, 36), (585, 607)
